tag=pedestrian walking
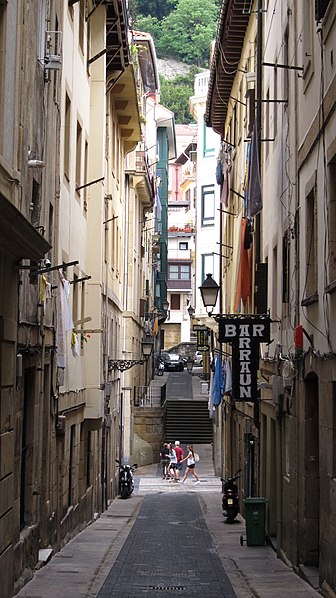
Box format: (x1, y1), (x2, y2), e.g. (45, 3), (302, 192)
(160, 442), (170, 479)
(174, 440), (184, 480)
(168, 443), (178, 482)
(181, 444), (200, 483)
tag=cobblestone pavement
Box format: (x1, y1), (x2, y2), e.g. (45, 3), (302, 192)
(97, 493), (237, 598)
(16, 446), (321, 597)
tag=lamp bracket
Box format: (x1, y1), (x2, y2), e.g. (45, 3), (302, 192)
(108, 358), (146, 372)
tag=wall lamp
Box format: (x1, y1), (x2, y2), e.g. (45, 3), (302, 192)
(187, 304), (195, 318)
(199, 273), (220, 316)
(108, 334), (154, 372)
(162, 299), (169, 312)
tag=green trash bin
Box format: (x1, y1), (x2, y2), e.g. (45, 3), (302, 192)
(243, 497), (268, 546)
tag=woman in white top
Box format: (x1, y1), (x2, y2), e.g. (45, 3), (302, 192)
(181, 444), (200, 483)
(168, 443), (178, 481)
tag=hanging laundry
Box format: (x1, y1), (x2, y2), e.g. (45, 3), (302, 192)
(234, 218), (252, 311)
(224, 358), (232, 395)
(247, 124), (262, 217)
(208, 370), (216, 419)
(212, 356), (225, 407)
(71, 331), (80, 357)
(56, 273), (74, 369)
(220, 153), (229, 207)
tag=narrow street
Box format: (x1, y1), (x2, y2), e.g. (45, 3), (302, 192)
(16, 372), (320, 598)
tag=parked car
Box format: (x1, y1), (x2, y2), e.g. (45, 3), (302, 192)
(164, 353), (185, 372)
(194, 351), (203, 367)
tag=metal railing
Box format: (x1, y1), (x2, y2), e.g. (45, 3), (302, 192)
(135, 384), (166, 407)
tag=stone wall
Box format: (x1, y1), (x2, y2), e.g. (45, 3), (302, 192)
(133, 407), (163, 465)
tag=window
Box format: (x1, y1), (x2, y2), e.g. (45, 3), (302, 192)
(84, 139), (88, 212)
(79, 0), (85, 54)
(201, 185), (215, 226)
(170, 294), (181, 310)
(305, 177), (318, 298)
(64, 93), (71, 179)
(328, 154), (336, 284)
(272, 245), (278, 319)
(273, 65), (277, 139)
(201, 253), (214, 282)
(282, 231), (290, 303)
(168, 264), (190, 280)
(203, 123), (216, 157)
(302, 2), (313, 79)
(76, 120), (82, 191)
(72, 273), (79, 322)
(179, 242), (188, 250)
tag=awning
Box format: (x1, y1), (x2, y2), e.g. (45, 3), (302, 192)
(0, 193), (51, 260)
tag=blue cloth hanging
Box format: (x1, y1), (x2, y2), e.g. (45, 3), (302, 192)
(211, 356), (225, 407)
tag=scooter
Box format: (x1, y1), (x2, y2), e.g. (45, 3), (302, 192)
(221, 469), (241, 523)
(156, 358), (165, 376)
(116, 459), (137, 499)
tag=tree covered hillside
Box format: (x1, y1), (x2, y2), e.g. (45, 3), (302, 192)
(133, 0), (220, 122)
(134, 0), (220, 66)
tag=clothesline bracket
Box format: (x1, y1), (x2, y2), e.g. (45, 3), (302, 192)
(18, 259), (79, 275)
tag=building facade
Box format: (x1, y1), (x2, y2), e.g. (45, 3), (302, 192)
(0, 1), (160, 596)
(206, 0), (336, 593)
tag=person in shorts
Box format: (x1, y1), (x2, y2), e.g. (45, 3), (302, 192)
(181, 444), (200, 483)
(174, 440), (184, 480)
(168, 443), (178, 482)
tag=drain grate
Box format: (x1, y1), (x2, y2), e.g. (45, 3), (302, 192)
(149, 586), (185, 592)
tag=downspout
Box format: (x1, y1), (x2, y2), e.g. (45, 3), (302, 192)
(255, 0), (263, 497)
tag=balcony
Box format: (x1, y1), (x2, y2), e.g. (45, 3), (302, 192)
(168, 226), (194, 235)
(126, 150), (154, 207)
(168, 249), (192, 260)
(167, 278), (192, 291)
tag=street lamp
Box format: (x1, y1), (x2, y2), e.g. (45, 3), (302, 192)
(108, 334), (154, 372)
(187, 304), (195, 318)
(141, 334), (154, 358)
(162, 299), (169, 313)
(199, 273), (220, 316)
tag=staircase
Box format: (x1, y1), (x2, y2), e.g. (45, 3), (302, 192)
(164, 399), (213, 444)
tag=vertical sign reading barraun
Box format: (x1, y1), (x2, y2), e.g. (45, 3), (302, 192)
(219, 316), (270, 402)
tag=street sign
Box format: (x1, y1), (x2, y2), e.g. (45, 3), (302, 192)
(193, 324), (209, 331)
(197, 346), (209, 352)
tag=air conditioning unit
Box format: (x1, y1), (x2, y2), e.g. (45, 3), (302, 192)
(44, 54), (61, 70)
(56, 415), (66, 436)
(245, 71), (256, 85)
(44, 30), (62, 71)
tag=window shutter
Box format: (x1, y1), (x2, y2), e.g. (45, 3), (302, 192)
(315, 0), (330, 21)
(254, 262), (268, 314)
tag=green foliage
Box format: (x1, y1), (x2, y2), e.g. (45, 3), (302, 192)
(157, 0), (218, 66)
(134, 0), (177, 21)
(134, 0), (219, 66)
(159, 69), (200, 124)
(133, 14), (161, 42)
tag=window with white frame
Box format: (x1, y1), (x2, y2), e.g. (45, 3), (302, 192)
(201, 253), (214, 282)
(201, 185), (215, 226)
(168, 264), (190, 280)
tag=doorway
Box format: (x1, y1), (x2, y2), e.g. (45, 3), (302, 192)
(303, 372), (319, 566)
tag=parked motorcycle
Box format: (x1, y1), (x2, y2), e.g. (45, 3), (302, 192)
(156, 358), (165, 376)
(221, 469), (241, 523)
(116, 459), (137, 499)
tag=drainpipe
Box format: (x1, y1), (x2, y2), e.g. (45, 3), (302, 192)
(255, 0), (263, 497)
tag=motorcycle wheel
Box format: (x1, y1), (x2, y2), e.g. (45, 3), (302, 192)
(226, 512), (236, 523)
(120, 486), (129, 499)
